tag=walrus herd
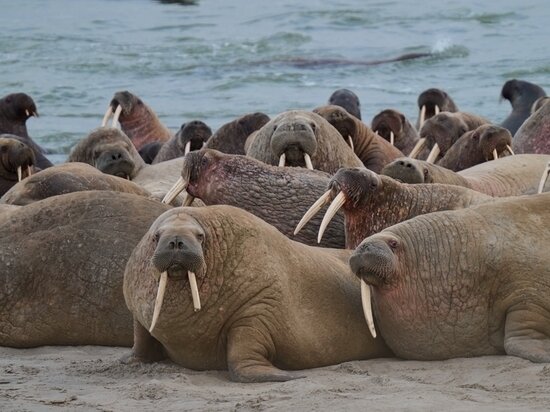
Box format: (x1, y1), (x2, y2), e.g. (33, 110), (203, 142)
(1, 79), (549, 383)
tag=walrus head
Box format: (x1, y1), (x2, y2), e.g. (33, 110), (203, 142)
(0, 93), (39, 123)
(328, 88), (362, 120)
(418, 113), (468, 162)
(269, 114), (318, 169)
(312, 105), (357, 150)
(380, 158), (427, 184)
(175, 120), (212, 155)
(371, 109), (406, 146)
(0, 135), (36, 182)
(500, 79), (546, 109)
(417, 88), (457, 128)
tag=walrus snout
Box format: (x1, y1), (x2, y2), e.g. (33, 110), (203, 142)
(270, 120), (317, 168)
(95, 147), (135, 179)
(478, 125), (512, 159)
(152, 233), (205, 276)
(176, 120), (212, 154)
(381, 158), (425, 184)
(350, 236), (399, 287)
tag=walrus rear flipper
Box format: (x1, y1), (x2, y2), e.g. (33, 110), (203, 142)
(504, 309), (550, 363)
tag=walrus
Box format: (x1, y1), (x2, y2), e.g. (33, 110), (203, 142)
(370, 108), (419, 155)
(436, 124), (513, 172)
(328, 88), (362, 120)
(380, 155), (550, 196)
(101, 90), (173, 151)
(313, 105), (403, 173)
(500, 79), (546, 136)
(0, 191), (170, 347)
(138, 141), (163, 164)
(123, 205), (391, 382)
(161, 149), (345, 248)
(0, 135), (36, 197)
(152, 120), (212, 164)
(204, 112), (270, 155)
(513, 98), (550, 154)
(411, 111), (490, 162)
(295, 167), (491, 249)
(0, 162), (151, 205)
(415, 88), (458, 130)
(246, 110), (363, 174)
(350, 193), (550, 362)
(531, 96), (550, 114)
(68, 127), (186, 204)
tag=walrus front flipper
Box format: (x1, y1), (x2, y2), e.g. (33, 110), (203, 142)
(121, 318), (167, 364)
(504, 309), (550, 362)
(227, 327), (305, 383)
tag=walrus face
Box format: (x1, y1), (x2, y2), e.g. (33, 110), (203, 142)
(313, 105), (356, 149)
(328, 88), (361, 120)
(109, 90), (143, 118)
(269, 115), (318, 168)
(417, 88), (457, 126)
(175, 120), (212, 155)
(371, 109), (405, 144)
(380, 158), (427, 184)
(475, 125), (512, 161)
(420, 113), (468, 156)
(0, 93), (38, 122)
(0, 136), (35, 182)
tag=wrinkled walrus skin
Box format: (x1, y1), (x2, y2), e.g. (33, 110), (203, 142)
(0, 191), (170, 347)
(350, 193), (550, 363)
(123, 206), (391, 383)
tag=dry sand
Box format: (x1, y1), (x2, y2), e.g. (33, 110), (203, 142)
(1, 346), (549, 411)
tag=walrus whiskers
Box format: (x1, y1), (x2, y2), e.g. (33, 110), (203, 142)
(294, 189), (332, 235)
(318, 191), (346, 243)
(184, 141), (191, 156)
(278, 153), (286, 167)
(426, 143), (440, 163)
(149, 271), (168, 333)
(361, 279), (377, 339)
(408, 137), (426, 159)
(304, 153), (314, 170)
(101, 106), (113, 127)
(111, 105), (123, 129)
(188, 271), (201, 312)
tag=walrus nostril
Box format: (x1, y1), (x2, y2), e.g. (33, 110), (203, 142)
(398, 160), (404, 166)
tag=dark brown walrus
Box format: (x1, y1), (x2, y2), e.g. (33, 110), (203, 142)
(350, 193), (550, 362)
(415, 87), (459, 130)
(0, 135), (36, 197)
(0, 191), (170, 347)
(313, 105), (403, 173)
(370, 108), (419, 155)
(328, 88), (362, 120)
(152, 120), (212, 164)
(500, 79), (546, 136)
(123, 205), (391, 383)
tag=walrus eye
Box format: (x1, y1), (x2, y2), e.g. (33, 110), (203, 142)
(153, 232), (160, 243)
(388, 239), (399, 250)
(423, 168), (429, 178)
(197, 233), (204, 243)
(310, 122), (317, 132)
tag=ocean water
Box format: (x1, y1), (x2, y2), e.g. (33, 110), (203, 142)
(1, 0), (549, 162)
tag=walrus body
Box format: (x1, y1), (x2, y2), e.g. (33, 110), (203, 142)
(513, 99), (550, 154)
(350, 193), (550, 362)
(246, 110), (363, 174)
(500, 79), (546, 136)
(0, 191), (170, 347)
(313, 105), (403, 173)
(152, 120), (212, 164)
(123, 206), (391, 382)
(370, 109), (419, 155)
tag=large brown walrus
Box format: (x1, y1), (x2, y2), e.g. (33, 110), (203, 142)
(246, 110), (363, 174)
(0, 191), (170, 347)
(313, 105), (403, 173)
(123, 205), (391, 383)
(349, 193), (550, 362)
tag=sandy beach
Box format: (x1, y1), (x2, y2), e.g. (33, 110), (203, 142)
(2, 346), (549, 411)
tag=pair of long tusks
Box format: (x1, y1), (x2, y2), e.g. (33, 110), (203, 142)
(184, 141), (191, 156)
(426, 143), (440, 163)
(278, 153), (314, 170)
(294, 189), (346, 243)
(408, 137), (426, 158)
(347, 135), (354, 151)
(361, 279), (377, 338)
(149, 271), (202, 333)
(374, 130), (395, 146)
(418, 104), (440, 129)
(101, 105), (122, 128)
(538, 162), (550, 194)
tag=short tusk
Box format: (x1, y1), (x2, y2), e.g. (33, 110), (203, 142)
(162, 176), (188, 205)
(294, 189), (332, 235)
(390, 131), (394, 146)
(361, 279), (377, 339)
(426, 143), (440, 163)
(492, 149), (498, 160)
(419, 105), (426, 128)
(506, 145), (515, 155)
(25, 109), (30, 117)
(188, 271), (201, 312)
(184, 141), (191, 156)
(408, 137), (426, 159)
(101, 106), (113, 127)
(17, 166), (22, 182)
(111, 105), (122, 128)
(304, 153), (314, 170)
(347, 135), (354, 151)
(149, 271), (168, 333)
(537, 162), (550, 194)
(183, 193), (195, 207)
(278, 153), (286, 167)
(318, 191), (346, 243)
(434, 104), (440, 115)
(27, 165), (32, 177)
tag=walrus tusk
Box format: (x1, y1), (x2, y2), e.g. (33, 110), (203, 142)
(111, 105), (122, 128)
(318, 191), (346, 243)
(492, 149), (498, 160)
(17, 166), (22, 182)
(506, 145), (515, 155)
(27, 165), (32, 177)
(25, 109), (30, 117)
(278, 153), (286, 167)
(408, 137), (426, 159)
(162, 176), (188, 204)
(426, 143), (440, 163)
(101, 106), (113, 127)
(188, 271), (201, 311)
(434, 104), (440, 115)
(294, 189), (332, 235)
(304, 153), (314, 170)
(347, 135), (354, 151)
(149, 271), (168, 333)
(183, 193), (195, 207)
(419, 105), (426, 128)
(537, 162), (550, 194)
(390, 131), (394, 146)
(361, 279), (377, 339)
(184, 141), (191, 156)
